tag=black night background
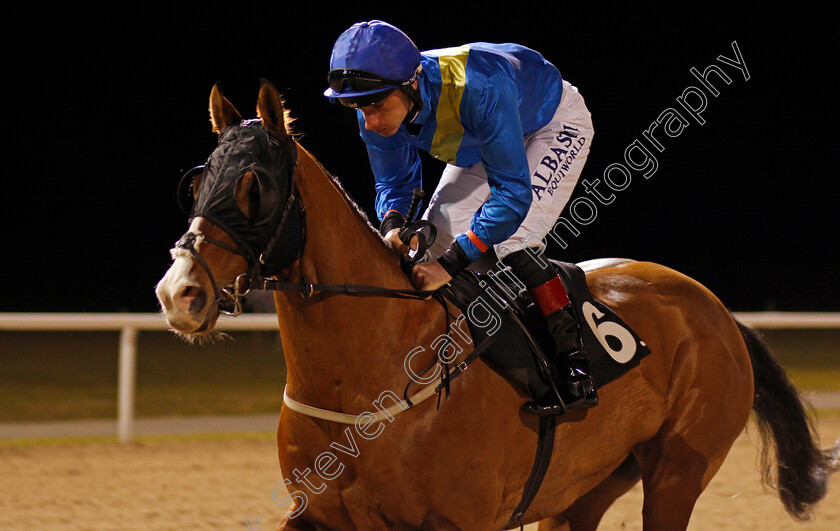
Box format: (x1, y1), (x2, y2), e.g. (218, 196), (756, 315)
(3, 4), (838, 313)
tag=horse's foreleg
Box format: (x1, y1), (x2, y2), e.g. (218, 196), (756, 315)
(536, 455), (642, 531)
(275, 514), (317, 531)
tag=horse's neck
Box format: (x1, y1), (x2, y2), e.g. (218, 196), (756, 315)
(275, 145), (444, 409)
(291, 145), (406, 286)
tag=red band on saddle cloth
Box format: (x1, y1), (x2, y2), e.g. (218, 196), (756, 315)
(529, 277), (571, 315)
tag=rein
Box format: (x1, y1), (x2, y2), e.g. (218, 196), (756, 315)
(176, 226), (437, 313)
(250, 276), (435, 300)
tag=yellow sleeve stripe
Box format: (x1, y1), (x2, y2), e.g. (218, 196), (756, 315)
(430, 45), (470, 165)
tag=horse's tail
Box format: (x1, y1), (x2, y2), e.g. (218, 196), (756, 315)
(735, 318), (840, 520)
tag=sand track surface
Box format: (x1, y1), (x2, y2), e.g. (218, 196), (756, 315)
(1, 417), (838, 530)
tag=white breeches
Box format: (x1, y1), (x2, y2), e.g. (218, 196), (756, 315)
(423, 80), (594, 261)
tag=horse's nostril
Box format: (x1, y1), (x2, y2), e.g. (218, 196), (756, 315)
(174, 284), (206, 314)
(180, 285), (200, 299)
(188, 288), (208, 314)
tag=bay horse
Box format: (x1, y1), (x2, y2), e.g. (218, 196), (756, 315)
(155, 80), (839, 530)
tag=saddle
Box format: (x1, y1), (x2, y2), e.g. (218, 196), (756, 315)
(440, 259), (650, 403)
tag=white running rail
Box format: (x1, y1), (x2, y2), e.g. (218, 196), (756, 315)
(0, 313), (279, 442)
(1, 312), (838, 441)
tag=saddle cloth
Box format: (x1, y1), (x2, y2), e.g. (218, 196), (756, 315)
(441, 260), (650, 400)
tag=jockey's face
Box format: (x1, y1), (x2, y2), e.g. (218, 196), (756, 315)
(358, 88), (413, 137)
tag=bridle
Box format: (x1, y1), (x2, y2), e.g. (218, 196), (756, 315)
(175, 223), (439, 317)
(174, 230), (262, 317)
(173, 119), (436, 316)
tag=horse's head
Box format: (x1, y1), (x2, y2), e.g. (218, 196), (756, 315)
(156, 80), (303, 338)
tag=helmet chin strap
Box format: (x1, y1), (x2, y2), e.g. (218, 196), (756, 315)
(400, 73), (423, 127)
(400, 66), (423, 127)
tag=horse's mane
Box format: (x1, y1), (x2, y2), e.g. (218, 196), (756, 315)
(274, 97), (377, 233)
(280, 102), (391, 250)
(296, 139), (388, 245)
(329, 171), (383, 237)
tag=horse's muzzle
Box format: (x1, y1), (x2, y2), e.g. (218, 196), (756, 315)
(155, 257), (219, 335)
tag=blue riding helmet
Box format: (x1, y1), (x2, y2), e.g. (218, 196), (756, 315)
(324, 20), (421, 108)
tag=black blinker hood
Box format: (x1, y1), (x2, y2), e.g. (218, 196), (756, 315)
(186, 118), (303, 275)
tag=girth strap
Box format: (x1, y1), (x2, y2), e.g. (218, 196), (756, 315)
(503, 415), (557, 530)
(253, 277), (436, 300)
(440, 273), (560, 530)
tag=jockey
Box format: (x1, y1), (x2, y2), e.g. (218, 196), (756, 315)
(324, 20), (597, 415)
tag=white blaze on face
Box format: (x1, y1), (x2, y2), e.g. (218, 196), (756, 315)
(155, 218), (206, 318)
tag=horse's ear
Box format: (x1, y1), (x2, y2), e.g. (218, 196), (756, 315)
(209, 82), (242, 135)
(257, 79), (290, 142)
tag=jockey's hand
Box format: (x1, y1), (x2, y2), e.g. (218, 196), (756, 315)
(384, 228), (418, 256)
(410, 260), (452, 291)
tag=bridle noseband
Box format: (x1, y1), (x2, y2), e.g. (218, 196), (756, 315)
(174, 230), (256, 316)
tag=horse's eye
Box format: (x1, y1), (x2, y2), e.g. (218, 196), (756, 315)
(249, 173), (281, 224)
(248, 182), (261, 223)
(234, 171), (259, 222)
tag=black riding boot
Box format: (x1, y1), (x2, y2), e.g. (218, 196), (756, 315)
(502, 248), (598, 416)
(542, 305), (599, 410)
